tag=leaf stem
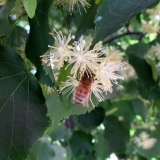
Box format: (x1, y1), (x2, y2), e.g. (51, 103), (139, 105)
(60, 7), (69, 34)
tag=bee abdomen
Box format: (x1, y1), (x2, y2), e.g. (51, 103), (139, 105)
(73, 89), (88, 104)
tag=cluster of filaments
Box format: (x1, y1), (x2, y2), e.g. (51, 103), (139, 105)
(41, 29), (126, 107)
(54, 0), (90, 13)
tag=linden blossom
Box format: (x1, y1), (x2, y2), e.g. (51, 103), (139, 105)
(95, 58), (126, 88)
(67, 39), (104, 77)
(91, 80), (105, 102)
(41, 29), (127, 107)
(56, 0), (91, 13)
(60, 76), (79, 96)
(41, 29), (72, 70)
(146, 43), (160, 61)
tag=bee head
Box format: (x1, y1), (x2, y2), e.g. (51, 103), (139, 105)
(80, 69), (94, 84)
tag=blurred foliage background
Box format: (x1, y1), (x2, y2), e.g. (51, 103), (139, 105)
(0, 0), (160, 160)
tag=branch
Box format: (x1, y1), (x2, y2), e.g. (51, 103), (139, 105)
(103, 31), (145, 44)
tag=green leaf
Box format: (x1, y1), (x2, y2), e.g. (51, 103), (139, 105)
(57, 63), (72, 86)
(129, 56), (154, 99)
(94, 134), (109, 159)
(49, 124), (72, 141)
(149, 86), (160, 101)
(76, 2), (99, 40)
(127, 44), (156, 87)
(69, 131), (93, 156)
(126, 43), (150, 58)
(148, 0), (160, 8)
(105, 100), (135, 129)
(92, 0), (155, 45)
(132, 99), (148, 121)
(6, 26), (28, 48)
(45, 90), (94, 133)
(27, 137), (55, 160)
(23, 0), (37, 18)
(25, 0), (54, 85)
(104, 116), (130, 154)
(78, 107), (105, 130)
(146, 58), (159, 81)
(127, 43), (160, 101)
(121, 79), (139, 100)
(127, 45), (160, 100)
(0, 0), (15, 36)
(0, 46), (49, 160)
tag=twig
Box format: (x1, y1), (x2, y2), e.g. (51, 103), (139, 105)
(103, 31), (145, 44)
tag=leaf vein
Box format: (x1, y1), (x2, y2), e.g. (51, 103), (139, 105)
(0, 75), (28, 113)
(0, 62), (25, 70)
(0, 72), (26, 80)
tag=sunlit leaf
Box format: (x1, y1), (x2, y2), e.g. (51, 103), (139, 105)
(23, 0), (37, 18)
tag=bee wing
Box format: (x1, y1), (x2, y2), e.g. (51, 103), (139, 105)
(72, 88), (77, 104)
(82, 88), (91, 107)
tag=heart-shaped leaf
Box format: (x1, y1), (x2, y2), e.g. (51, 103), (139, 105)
(0, 46), (49, 160)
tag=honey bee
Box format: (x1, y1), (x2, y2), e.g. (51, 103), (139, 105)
(72, 70), (94, 107)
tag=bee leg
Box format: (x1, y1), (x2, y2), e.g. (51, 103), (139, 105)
(82, 101), (88, 107)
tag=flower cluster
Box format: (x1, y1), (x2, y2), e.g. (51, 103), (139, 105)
(146, 3), (160, 23)
(146, 43), (160, 61)
(133, 132), (157, 150)
(54, 0), (90, 13)
(142, 3), (160, 34)
(41, 29), (126, 107)
(146, 43), (160, 74)
(141, 20), (158, 34)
